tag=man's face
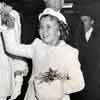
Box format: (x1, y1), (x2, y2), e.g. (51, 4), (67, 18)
(44, 0), (64, 11)
(81, 16), (94, 32)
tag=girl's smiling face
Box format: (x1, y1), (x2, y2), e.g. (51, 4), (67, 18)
(39, 15), (60, 46)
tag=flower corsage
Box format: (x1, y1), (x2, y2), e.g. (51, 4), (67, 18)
(35, 67), (70, 84)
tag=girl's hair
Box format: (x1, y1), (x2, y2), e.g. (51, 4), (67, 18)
(58, 20), (69, 43)
(39, 14), (69, 42)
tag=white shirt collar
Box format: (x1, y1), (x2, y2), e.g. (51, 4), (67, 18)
(85, 27), (93, 42)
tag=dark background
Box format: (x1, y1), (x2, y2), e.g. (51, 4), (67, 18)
(3, 0), (100, 16)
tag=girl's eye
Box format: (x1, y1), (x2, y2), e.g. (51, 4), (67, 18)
(39, 25), (51, 32)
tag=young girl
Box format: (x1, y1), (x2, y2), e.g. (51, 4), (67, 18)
(2, 8), (84, 100)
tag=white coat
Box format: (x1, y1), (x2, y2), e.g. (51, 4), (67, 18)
(2, 31), (85, 100)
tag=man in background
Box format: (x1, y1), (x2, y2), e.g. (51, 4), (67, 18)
(72, 4), (100, 100)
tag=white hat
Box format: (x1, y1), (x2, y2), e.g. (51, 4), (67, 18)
(39, 8), (67, 24)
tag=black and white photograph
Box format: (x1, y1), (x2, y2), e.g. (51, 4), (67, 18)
(0, 0), (100, 100)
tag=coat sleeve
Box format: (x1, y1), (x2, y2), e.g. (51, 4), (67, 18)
(2, 28), (33, 58)
(63, 49), (85, 94)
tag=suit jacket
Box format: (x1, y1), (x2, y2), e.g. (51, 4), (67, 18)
(73, 27), (100, 100)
